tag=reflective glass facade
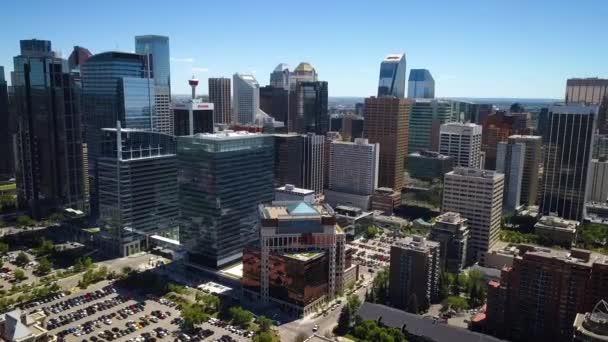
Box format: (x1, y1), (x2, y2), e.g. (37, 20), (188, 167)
(377, 54), (406, 98)
(177, 133), (274, 268)
(81, 51), (153, 216)
(98, 128), (178, 256)
(0, 66), (13, 177)
(12, 40), (86, 218)
(291, 81), (329, 135)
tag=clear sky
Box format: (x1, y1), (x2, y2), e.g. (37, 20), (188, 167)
(1, 0), (606, 98)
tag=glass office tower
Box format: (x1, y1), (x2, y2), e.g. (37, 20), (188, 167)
(377, 53), (407, 98)
(408, 69), (435, 99)
(135, 35), (172, 134)
(177, 132), (274, 268)
(98, 124), (178, 256)
(81, 51), (154, 216)
(12, 39), (86, 218)
(290, 81), (329, 135)
(0, 66), (13, 178)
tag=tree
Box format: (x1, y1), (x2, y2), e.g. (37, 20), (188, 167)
(37, 257), (53, 275)
(15, 251), (30, 266)
(253, 332), (275, 342)
(0, 242), (8, 255)
(181, 304), (208, 332)
(335, 305), (352, 335)
(441, 295), (469, 313)
(48, 212), (64, 224)
(365, 225), (380, 239)
(13, 268), (26, 282)
(35, 239), (55, 256)
(16, 215), (35, 228)
(229, 306), (253, 328)
(258, 315), (273, 333)
(294, 333), (309, 342)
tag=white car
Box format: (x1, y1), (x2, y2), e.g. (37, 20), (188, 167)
(313, 324), (319, 332)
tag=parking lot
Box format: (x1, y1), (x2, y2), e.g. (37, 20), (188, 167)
(24, 279), (252, 342)
(348, 238), (391, 271)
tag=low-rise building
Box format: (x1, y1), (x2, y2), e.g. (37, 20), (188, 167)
(534, 215), (579, 247)
(429, 212), (469, 273)
(371, 187), (401, 214)
(274, 184), (315, 203)
(407, 151), (454, 181)
(0, 309), (48, 342)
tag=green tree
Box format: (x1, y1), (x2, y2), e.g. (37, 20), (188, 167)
(15, 251), (30, 266)
(229, 306), (253, 328)
(16, 215), (35, 228)
(441, 295), (469, 313)
(181, 304), (208, 332)
(0, 194), (16, 212)
(13, 268), (26, 282)
(258, 315), (273, 333)
(48, 212), (64, 224)
(35, 239), (55, 256)
(253, 331), (275, 342)
(370, 267), (390, 304)
(335, 294), (362, 335)
(37, 257), (53, 275)
(0, 242), (8, 254)
(365, 225), (380, 239)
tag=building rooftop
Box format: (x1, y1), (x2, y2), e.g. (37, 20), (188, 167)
(189, 131), (265, 140)
(282, 251), (325, 262)
(435, 212), (468, 225)
(276, 184), (314, 195)
(448, 167), (504, 180)
(509, 134), (541, 141)
(550, 104), (599, 115)
(392, 235), (439, 253)
(382, 53), (405, 62)
(409, 150), (452, 159)
(535, 215), (579, 233)
(260, 201), (333, 219)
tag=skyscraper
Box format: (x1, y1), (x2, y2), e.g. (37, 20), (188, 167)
(67, 45), (92, 72)
(586, 159), (608, 203)
(0, 66), (13, 178)
(12, 39), (86, 218)
(208, 77), (231, 124)
(442, 168), (504, 263)
(389, 236), (440, 312)
(273, 134), (303, 188)
(260, 85), (289, 124)
(408, 99), (453, 153)
(541, 105), (596, 221)
(439, 123), (482, 168)
(507, 135), (541, 206)
(325, 138), (379, 209)
(496, 141), (525, 212)
(429, 212), (469, 273)
(269, 63), (290, 90)
(135, 35), (172, 134)
(233, 73), (260, 125)
(302, 133), (325, 194)
(288, 62), (318, 91)
(377, 54), (406, 98)
(97, 123), (178, 256)
(290, 81), (329, 134)
(407, 69), (435, 99)
(177, 132), (274, 268)
(363, 97), (409, 190)
(565, 78), (608, 133)
(81, 51), (155, 216)
(172, 101), (214, 136)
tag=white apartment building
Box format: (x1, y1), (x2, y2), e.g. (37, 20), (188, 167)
(232, 73), (259, 124)
(439, 122), (482, 168)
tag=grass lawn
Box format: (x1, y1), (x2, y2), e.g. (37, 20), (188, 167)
(0, 183), (16, 191)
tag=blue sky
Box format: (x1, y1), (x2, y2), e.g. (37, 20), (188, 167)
(1, 0), (606, 98)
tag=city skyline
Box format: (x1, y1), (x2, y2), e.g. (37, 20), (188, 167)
(1, 1), (607, 98)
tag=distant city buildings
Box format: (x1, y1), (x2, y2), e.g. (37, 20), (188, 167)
(507, 135), (542, 206)
(541, 105), (596, 221)
(260, 85), (289, 125)
(496, 141), (525, 212)
(208, 77), (232, 124)
(406, 151), (453, 181)
(377, 53), (406, 98)
(565, 78), (608, 133)
(409, 99), (453, 153)
(389, 236), (440, 312)
(407, 69), (435, 99)
(290, 81), (329, 135)
(177, 132), (274, 268)
(13, 39), (86, 218)
(98, 124), (178, 256)
(442, 168), (504, 263)
(486, 246), (608, 341)
(325, 138), (379, 209)
(364, 97), (410, 190)
(233, 73), (260, 125)
(67, 45), (92, 72)
(439, 123), (482, 168)
(242, 201), (350, 317)
(171, 101), (214, 136)
(429, 212), (469, 273)
(269, 63), (290, 90)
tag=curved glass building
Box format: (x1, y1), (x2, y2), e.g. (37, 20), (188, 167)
(377, 53), (407, 98)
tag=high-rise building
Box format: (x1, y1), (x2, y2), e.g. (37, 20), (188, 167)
(486, 246), (608, 341)
(242, 201), (350, 317)
(389, 236), (440, 312)
(496, 141), (525, 212)
(274, 184), (315, 203)
(407, 69), (435, 99)
(429, 212), (469, 273)
(135, 35), (172, 135)
(481, 111), (531, 170)
(593, 134), (608, 159)
(67, 45), (92, 72)
(302, 133), (325, 194)
(586, 158), (608, 203)
(363, 97), (410, 190)
(324, 132), (343, 188)
(408, 99), (453, 153)
(81, 51), (155, 216)
(269, 63), (290, 90)
(406, 151), (454, 181)
(288, 62), (318, 91)
(12, 39), (86, 218)
(273, 134), (303, 188)
(377, 54), (406, 98)
(331, 114), (364, 142)
(507, 135), (541, 206)
(208, 77), (231, 124)
(260, 85), (289, 124)
(439, 123), (482, 168)
(233, 73), (260, 125)
(172, 101), (214, 136)
(97, 123), (178, 256)
(565, 78), (608, 133)
(177, 132), (274, 268)
(290, 81), (329, 134)
(0, 66), (13, 177)
(541, 105), (596, 221)
(442, 168), (504, 263)
(325, 138), (379, 209)
(573, 300), (608, 342)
